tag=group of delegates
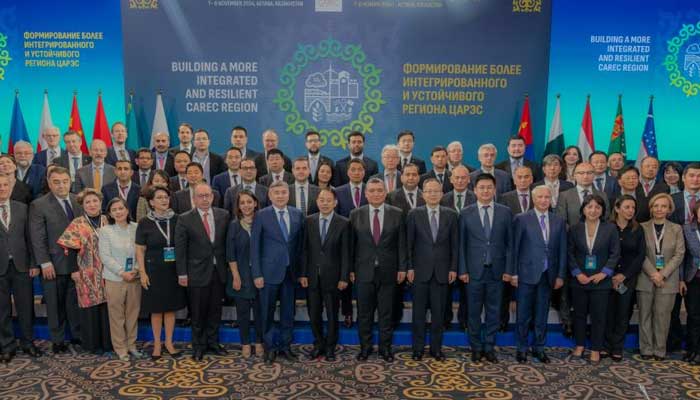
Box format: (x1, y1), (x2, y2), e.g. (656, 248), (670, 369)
(1, 121), (700, 368)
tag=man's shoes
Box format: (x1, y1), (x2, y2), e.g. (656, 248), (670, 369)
(653, 355), (664, 361)
(379, 349), (394, 363)
(484, 351), (498, 363)
(207, 344), (226, 356)
(52, 342), (67, 354)
(192, 350), (204, 361)
(344, 316), (353, 328)
(411, 352), (423, 361)
(563, 324), (573, 338)
(516, 351), (527, 363)
(0, 352), (12, 363)
(325, 350), (336, 362)
(264, 350), (276, 365)
(308, 347), (325, 360)
(640, 354), (653, 361)
(23, 344), (41, 358)
(357, 348), (371, 361)
(684, 351), (697, 362)
(430, 351), (446, 362)
(471, 350), (482, 363)
(278, 349), (298, 361)
(532, 351), (550, 364)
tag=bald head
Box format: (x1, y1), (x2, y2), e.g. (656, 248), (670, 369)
(153, 131), (170, 152)
(91, 139), (107, 164)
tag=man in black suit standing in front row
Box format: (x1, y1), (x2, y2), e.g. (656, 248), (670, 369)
(175, 183), (229, 361)
(350, 178), (407, 362)
(406, 178), (459, 361)
(299, 187), (351, 361)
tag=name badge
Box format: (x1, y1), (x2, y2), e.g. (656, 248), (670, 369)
(125, 257), (134, 272)
(655, 254), (665, 270)
(584, 255), (597, 271)
(694, 257), (700, 270)
(163, 247), (176, 263)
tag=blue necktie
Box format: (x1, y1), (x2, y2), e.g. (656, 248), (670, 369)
(300, 186), (307, 216)
(278, 210), (289, 242)
(321, 217), (328, 244)
(430, 210), (438, 242)
(482, 205), (492, 264)
(63, 199), (75, 220)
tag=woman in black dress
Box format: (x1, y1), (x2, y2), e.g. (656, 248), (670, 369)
(226, 190), (263, 358)
(135, 186), (186, 359)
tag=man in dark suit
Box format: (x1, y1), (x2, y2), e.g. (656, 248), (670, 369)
(230, 125), (260, 161)
(469, 144), (512, 196)
(333, 131), (378, 186)
(299, 188), (350, 361)
(371, 145), (402, 193)
(258, 149), (294, 187)
(192, 129), (226, 184)
(590, 151), (619, 200)
(350, 178), (407, 362)
(169, 150), (192, 192)
(13, 141), (46, 197)
(639, 156), (669, 200)
(304, 131), (335, 185)
(253, 129), (292, 179)
(670, 163), (700, 225)
(102, 160), (140, 219)
(459, 173), (513, 363)
(420, 146), (453, 194)
(509, 185), (567, 364)
(54, 131), (91, 185)
(533, 154), (574, 209)
(29, 167), (83, 353)
(133, 148), (155, 187)
(105, 122), (136, 168)
(406, 178), (458, 361)
(0, 155), (33, 205)
(211, 147), (242, 199)
(499, 165), (535, 215)
(288, 157), (320, 216)
(495, 135), (541, 183)
(0, 175), (41, 361)
(171, 163), (221, 214)
(251, 181), (304, 364)
(175, 183), (229, 361)
(387, 163), (424, 216)
(151, 132), (176, 177)
(223, 158), (268, 212)
(33, 126), (62, 167)
(396, 130), (426, 175)
(168, 122), (194, 155)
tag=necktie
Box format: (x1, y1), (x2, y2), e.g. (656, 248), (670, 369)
(120, 186), (128, 199)
(141, 172), (148, 186)
(320, 217), (328, 244)
(437, 173), (444, 184)
(408, 192), (415, 208)
(158, 156), (165, 170)
(353, 187), (360, 208)
(372, 209), (381, 245)
(644, 182), (651, 196)
(300, 186), (307, 216)
(232, 174), (239, 187)
(202, 211), (212, 242)
(540, 214), (548, 271)
(457, 193), (463, 210)
(0, 205), (8, 229)
(181, 178), (188, 189)
(278, 210), (289, 241)
(72, 157), (80, 175)
(387, 173), (395, 192)
(430, 210), (438, 242)
(119, 149), (127, 161)
(689, 195), (697, 223)
(582, 189), (590, 199)
(482, 205), (492, 264)
(275, 174), (280, 182)
(520, 194), (528, 212)
(402, 158), (407, 169)
(48, 149), (56, 164)
(310, 157), (318, 178)
(245, 185), (252, 191)
(63, 199), (75, 220)
(595, 177), (603, 191)
(93, 168), (101, 189)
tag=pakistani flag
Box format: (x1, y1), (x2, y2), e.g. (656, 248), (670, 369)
(544, 95), (564, 156)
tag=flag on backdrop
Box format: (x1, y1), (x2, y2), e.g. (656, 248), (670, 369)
(150, 92), (169, 149)
(125, 92), (141, 149)
(577, 95), (595, 160)
(544, 94), (564, 156)
(8, 91), (30, 155)
(92, 92), (113, 147)
(37, 90), (54, 152)
(635, 97), (657, 169)
(607, 95), (626, 157)
(68, 93), (89, 155)
(517, 95), (534, 161)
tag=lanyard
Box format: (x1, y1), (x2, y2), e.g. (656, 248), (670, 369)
(584, 220), (599, 255)
(155, 219), (171, 246)
(653, 224), (665, 255)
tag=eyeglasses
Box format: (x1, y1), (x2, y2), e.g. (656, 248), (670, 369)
(575, 171), (594, 175)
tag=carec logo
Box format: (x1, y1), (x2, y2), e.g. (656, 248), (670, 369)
(664, 22), (700, 97)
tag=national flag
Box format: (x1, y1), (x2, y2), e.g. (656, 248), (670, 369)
(8, 91), (30, 155)
(68, 92), (89, 155)
(607, 94), (626, 156)
(125, 92), (141, 149)
(577, 95), (595, 160)
(150, 92), (169, 149)
(635, 96), (657, 168)
(37, 90), (54, 152)
(92, 92), (113, 147)
(544, 94), (564, 156)
(517, 95), (534, 160)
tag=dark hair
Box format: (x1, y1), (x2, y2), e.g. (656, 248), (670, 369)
(402, 162), (420, 174)
(240, 158), (256, 168)
(305, 131), (320, 140)
(194, 128), (209, 138)
(588, 150), (608, 161)
(145, 185), (171, 210)
(507, 135), (525, 146)
(234, 189), (259, 220)
(347, 158), (366, 169)
(474, 172), (496, 187)
(231, 125), (247, 136)
(293, 156), (309, 167)
(173, 150), (192, 160)
(178, 122), (194, 134)
(421, 177), (441, 190)
(430, 146), (448, 157)
(136, 148), (152, 159)
(366, 177), (385, 187)
(47, 166), (70, 180)
(63, 130), (80, 140)
(560, 146), (583, 180)
(318, 186), (337, 199)
(579, 193), (607, 222)
(0, 154), (16, 165)
(114, 159), (132, 168)
(663, 161), (684, 190)
(347, 131), (365, 142)
(683, 162), (700, 175)
(149, 169), (170, 186)
(110, 121), (126, 132)
(610, 194), (639, 230)
(618, 165), (640, 178)
(76, 188), (103, 206)
(266, 148), (284, 160)
(186, 162), (204, 174)
(106, 197), (132, 225)
(397, 130), (414, 141)
(316, 160), (334, 186)
(226, 147), (242, 157)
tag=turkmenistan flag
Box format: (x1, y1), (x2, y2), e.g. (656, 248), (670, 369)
(544, 94), (564, 156)
(607, 95), (626, 156)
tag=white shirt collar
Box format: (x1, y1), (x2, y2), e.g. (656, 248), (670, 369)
(273, 205), (289, 214)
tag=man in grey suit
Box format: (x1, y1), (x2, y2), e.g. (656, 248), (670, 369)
(288, 157), (320, 216)
(0, 175), (41, 361)
(74, 139), (116, 193)
(29, 167), (83, 353)
(459, 173), (513, 363)
(223, 158), (269, 211)
(555, 161), (609, 337)
(468, 143), (512, 197)
(406, 178), (459, 361)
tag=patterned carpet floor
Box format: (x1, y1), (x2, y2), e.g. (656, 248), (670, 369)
(1, 341), (699, 399)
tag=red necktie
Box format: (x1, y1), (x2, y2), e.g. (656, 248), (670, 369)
(372, 209), (381, 244)
(644, 182), (651, 196)
(120, 186), (128, 199)
(202, 211), (212, 241)
(354, 186), (360, 208)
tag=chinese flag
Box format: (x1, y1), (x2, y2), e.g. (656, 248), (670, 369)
(68, 93), (89, 155)
(92, 93), (112, 147)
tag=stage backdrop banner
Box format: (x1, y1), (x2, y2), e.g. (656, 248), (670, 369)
(121, 0), (552, 164)
(547, 0), (700, 162)
(0, 0), (125, 150)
